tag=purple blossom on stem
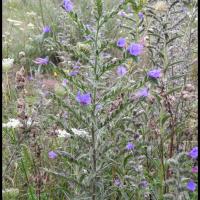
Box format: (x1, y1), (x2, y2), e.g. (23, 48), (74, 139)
(33, 57), (49, 65)
(117, 65), (127, 77)
(118, 11), (126, 17)
(96, 104), (102, 111)
(117, 38), (126, 48)
(127, 43), (143, 56)
(126, 142), (134, 151)
(76, 91), (92, 106)
(138, 12), (144, 20)
(63, 0), (73, 12)
(43, 26), (51, 33)
(140, 180), (148, 188)
(48, 151), (58, 159)
(191, 166), (198, 173)
(147, 69), (161, 79)
(188, 146), (198, 159)
(69, 71), (79, 76)
(136, 87), (149, 98)
(114, 178), (121, 187)
(73, 65), (80, 69)
(62, 79), (68, 87)
(28, 75), (34, 81)
(187, 180), (197, 192)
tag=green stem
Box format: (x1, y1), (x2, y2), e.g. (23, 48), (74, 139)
(91, 18), (100, 200)
(39, 0), (45, 26)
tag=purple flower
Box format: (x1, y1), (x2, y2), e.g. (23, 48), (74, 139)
(126, 142), (134, 151)
(191, 166), (198, 173)
(118, 11), (126, 17)
(84, 35), (92, 41)
(140, 180), (148, 188)
(63, 0), (73, 12)
(76, 91), (92, 106)
(114, 178), (121, 187)
(117, 65), (127, 77)
(147, 69), (161, 79)
(69, 71), (79, 76)
(138, 12), (144, 20)
(43, 26), (51, 33)
(62, 79), (68, 87)
(33, 57), (49, 65)
(136, 87), (149, 98)
(28, 75), (34, 81)
(117, 38), (126, 48)
(188, 146), (198, 159)
(73, 65), (80, 69)
(127, 43), (143, 56)
(48, 151), (58, 159)
(96, 104), (102, 110)
(187, 180), (197, 192)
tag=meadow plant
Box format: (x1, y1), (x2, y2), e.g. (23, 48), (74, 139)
(2, 0), (198, 199)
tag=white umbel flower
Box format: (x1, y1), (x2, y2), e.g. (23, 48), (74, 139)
(3, 118), (22, 128)
(2, 58), (14, 72)
(71, 128), (90, 138)
(56, 129), (71, 138)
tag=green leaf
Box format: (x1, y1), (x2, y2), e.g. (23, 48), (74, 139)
(96, 0), (103, 18)
(166, 87), (182, 95)
(123, 154), (133, 168)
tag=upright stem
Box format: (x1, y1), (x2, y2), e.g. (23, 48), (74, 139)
(91, 19), (100, 200)
(39, 0), (45, 26)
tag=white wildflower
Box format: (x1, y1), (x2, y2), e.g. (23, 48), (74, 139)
(26, 11), (37, 17)
(19, 51), (26, 57)
(56, 129), (71, 138)
(71, 128), (90, 138)
(2, 58), (14, 72)
(27, 23), (34, 29)
(3, 118), (22, 128)
(154, 1), (168, 12)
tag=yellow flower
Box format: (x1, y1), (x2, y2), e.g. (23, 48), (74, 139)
(54, 72), (57, 77)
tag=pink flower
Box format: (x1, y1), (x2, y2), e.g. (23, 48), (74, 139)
(191, 166), (198, 173)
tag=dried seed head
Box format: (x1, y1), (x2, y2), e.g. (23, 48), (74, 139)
(184, 84), (195, 92)
(182, 94), (191, 100)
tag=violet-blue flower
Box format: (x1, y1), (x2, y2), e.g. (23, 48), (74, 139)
(96, 104), (102, 111)
(138, 12), (144, 20)
(76, 91), (92, 106)
(48, 151), (58, 159)
(114, 178), (121, 187)
(43, 26), (51, 33)
(188, 146), (198, 159)
(73, 65), (80, 69)
(33, 57), (49, 65)
(118, 11), (126, 17)
(117, 65), (127, 77)
(127, 43), (143, 56)
(136, 87), (149, 98)
(62, 79), (68, 87)
(140, 180), (148, 188)
(69, 71), (79, 76)
(63, 0), (73, 12)
(187, 180), (197, 192)
(147, 69), (161, 79)
(117, 38), (126, 48)
(126, 142), (134, 151)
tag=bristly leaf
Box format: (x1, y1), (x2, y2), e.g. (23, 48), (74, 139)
(96, 0), (103, 18)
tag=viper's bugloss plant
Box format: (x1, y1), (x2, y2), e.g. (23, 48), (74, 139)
(3, 0), (198, 199)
